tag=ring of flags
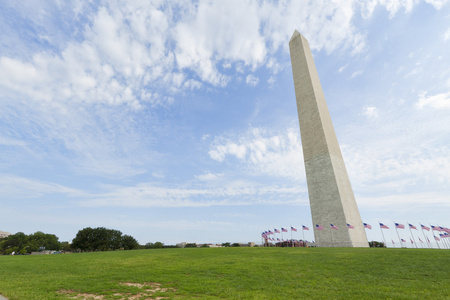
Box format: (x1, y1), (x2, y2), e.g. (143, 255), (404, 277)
(261, 222), (449, 248)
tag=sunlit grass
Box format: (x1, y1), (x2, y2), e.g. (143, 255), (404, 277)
(0, 247), (449, 299)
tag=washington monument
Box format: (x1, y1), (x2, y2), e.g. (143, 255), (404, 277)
(289, 30), (368, 247)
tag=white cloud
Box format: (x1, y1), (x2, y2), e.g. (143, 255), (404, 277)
(209, 126), (305, 181)
(424, 0), (449, 9)
(0, 136), (27, 146)
(195, 173), (223, 181)
(0, 173), (305, 208)
(245, 74), (259, 86)
(359, 192), (450, 208)
(444, 28), (450, 41)
(416, 92), (450, 109)
(350, 70), (364, 79)
(338, 64), (348, 73)
(358, 0), (416, 19)
(209, 143), (247, 162)
(0, 174), (85, 199)
(78, 180), (305, 208)
(363, 106), (379, 118)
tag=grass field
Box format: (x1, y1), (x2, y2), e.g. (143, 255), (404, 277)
(0, 247), (449, 299)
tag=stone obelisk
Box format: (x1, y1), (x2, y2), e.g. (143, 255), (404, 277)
(289, 30), (368, 247)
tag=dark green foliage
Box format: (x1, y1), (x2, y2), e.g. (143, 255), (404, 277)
(121, 235), (139, 250)
(0, 231), (61, 255)
(71, 227), (139, 252)
(221, 242), (231, 247)
(184, 243), (197, 248)
(231, 242), (240, 247)
(162, 244), (179, 248)
(144, 241), (164, 249)
(369, 241), (386, 248)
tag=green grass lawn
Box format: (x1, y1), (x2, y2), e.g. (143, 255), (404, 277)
(0, 247), (449, 299)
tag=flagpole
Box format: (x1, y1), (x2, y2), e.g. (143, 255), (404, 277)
(379, 221), (387, 247)
(430, 224), (439, 249)
(290, 225), (293, 248)
(439, 226), (449, 249)
(435, 235), (441, 249)
(394, 222), (402, 247)
(330, 227), (335, 248)
(408, 222), (417, 248)
(440, 235), (447, 249)
(302, 226), (305, 243)
(440, 229), (449, 249)
(420, 225), (430, 248)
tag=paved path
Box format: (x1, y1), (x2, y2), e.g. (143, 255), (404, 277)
(0, 295), (8, 300)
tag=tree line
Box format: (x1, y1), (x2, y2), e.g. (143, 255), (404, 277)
(0, 227), (249, 255)
(0, 227), (143, 255)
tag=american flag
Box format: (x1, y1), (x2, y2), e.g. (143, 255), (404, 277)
(291, 226), (297, 232)
(274, 228), (280, 233)
(379, 223), (389, 229)
(347, 223), (354, 229)
(315, 224), (324, 230)
(434, 235), (440, 241)
(410, 238), (414, 244)
(395, 223), (405, 229)
(363, 223), (372, 230)
(421, 224), (430, 231)
(281, 228), (288, 233)
(427, 237), (430, 243)
(268, 230), (273, 235)
(302, 225), (309, 231)
(431, 225), (438, 231)
(330, 224), (338, 230)
(419, 237), (423, 243)
(401, 239), (406, 243)
(408, 223), (417, 230)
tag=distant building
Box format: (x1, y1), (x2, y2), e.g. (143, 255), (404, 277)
(176, 242), (187, 248)
(0, 230), (11, 238)
(238, 242), (255, 247)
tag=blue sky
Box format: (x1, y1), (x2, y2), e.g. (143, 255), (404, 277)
(1, 0), (449, 247)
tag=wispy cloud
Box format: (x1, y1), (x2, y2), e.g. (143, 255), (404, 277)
(79, 181), (305, 208)
(416, 92), (450, 109)
(363, 106), (379, 119)
(0, 174), (86, 199)
(245, 74), (259, 86)
(209, 126), (305, 181)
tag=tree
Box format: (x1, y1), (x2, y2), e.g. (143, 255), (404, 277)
(121, 235), (139, 250)
(369, 241), (386, 248)
(72, 227), (138, 252)
(0, 231), (62, 255)
(153, 241), (164, 248)
(231, 243), (240, 247)
(0, 232), (27, 254)
(144, 241), (164, 249)
(28, 231), (61, 251)
(221, 242), (231, 247)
